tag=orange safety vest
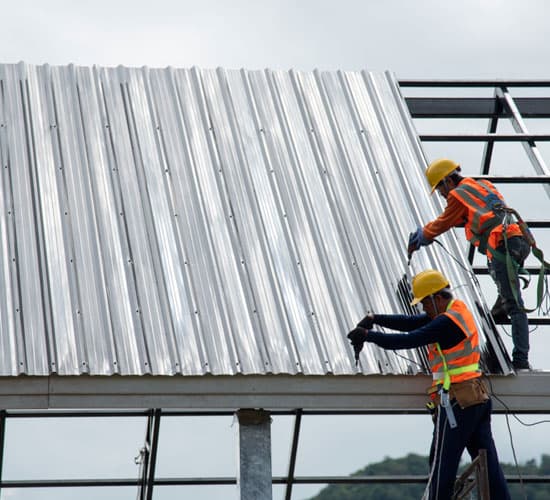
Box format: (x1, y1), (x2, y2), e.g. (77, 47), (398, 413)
(429, 299), (481, 390)
(450, 178), (522, 259)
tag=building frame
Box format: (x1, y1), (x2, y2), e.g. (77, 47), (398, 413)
(0, 78), (549, 499)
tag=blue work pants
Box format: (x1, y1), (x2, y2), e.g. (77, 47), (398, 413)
(428, 398), (510, 500)
(487, 236), (531, 366)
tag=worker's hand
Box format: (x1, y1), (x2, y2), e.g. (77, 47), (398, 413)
(408, 227), (432, 254)
(347, 327), (368, 347)
(357, 313), (375, 330)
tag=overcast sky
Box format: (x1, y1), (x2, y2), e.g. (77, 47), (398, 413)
(1, 1), (550, 499)
(2, 0), (550, 78)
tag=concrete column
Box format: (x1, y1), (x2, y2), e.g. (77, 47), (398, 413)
(235, 409), (272, 500)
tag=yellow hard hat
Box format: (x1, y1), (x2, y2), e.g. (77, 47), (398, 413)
(410, 269), (450, 305)
(425, 158), (460, 193)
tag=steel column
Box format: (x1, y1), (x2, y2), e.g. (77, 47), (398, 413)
(284, 409), (303, 500)
(136, 409), (162, 500)
(480, 90), (502, 175)
(0, 410), (6, 496)
(236, 409), (272, 500)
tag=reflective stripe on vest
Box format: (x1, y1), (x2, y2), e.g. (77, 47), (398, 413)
(429, 300), (481, 390)
(432, 364), (480, 384)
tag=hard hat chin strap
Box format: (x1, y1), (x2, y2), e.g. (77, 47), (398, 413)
(442, 176), (454, 191)
(440, 170), (460, 191)
(429, 295), (439, 315)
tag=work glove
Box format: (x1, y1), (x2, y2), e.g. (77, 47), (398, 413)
(407, 226), (432, 255)
(347, 327), (368, 366)
(357, 313), (375, 330)
(347, 327), (368, 347)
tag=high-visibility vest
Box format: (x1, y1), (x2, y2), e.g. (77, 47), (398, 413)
(451, 178), (522, 258)
(429, 299), (481, 390)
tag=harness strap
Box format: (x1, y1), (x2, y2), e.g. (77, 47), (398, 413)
(500, 209), (550, 312)
(455, 181), (506, 254)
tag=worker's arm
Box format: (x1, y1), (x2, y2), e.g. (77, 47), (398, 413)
(423, 194), (468, 240)
(367, 313), (431, 332)
(365, 314), (465, 350)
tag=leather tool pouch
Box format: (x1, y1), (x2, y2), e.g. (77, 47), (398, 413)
(426, 378), (489, 409)
(450, 378), (489, 409)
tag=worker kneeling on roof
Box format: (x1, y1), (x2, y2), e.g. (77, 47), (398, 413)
(347, 269), (510, 500)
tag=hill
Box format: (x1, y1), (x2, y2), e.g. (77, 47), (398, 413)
(307, 453), (550, 500)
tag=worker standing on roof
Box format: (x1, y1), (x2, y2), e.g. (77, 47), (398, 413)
(348, 269), (510, 499)
(407, 158), (531, 370)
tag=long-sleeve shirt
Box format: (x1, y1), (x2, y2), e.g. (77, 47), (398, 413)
(365, 313), (466, 350)
(421, 178), (522, 247)
(422, 194), (467, 240)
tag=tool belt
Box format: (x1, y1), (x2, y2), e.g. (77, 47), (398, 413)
(427, 378), (489, 410)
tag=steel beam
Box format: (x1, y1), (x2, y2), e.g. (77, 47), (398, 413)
(405, 97), (550, 118)
(420, 133), (550, 142)
(2, 373), (550, 411)
(473, 265), (550, 275)
(136, 409), (161, 500)
(399, 79), (550, 87)
(480, 92), (501, 175)
(1, 473), (550, 489)
(472, 175), (550, 184)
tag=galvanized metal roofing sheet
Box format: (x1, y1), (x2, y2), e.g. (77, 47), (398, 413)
(0, 63), (509, 376)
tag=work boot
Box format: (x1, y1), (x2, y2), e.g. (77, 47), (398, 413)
(491, 295), (509, 323)
(512, 360), (531, 372)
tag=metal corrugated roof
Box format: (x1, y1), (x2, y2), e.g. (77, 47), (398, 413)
(0, 63), (509, 376)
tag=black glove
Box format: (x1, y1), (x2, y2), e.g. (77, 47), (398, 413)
(347, 327), (368, 366)
(347, 327), (367, 347)
(357, 314), (375, 330)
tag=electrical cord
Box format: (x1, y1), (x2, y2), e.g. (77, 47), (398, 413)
(486, 376), (550, 427)
(485, 376), (550, 500)
(485, 376), (527, 500)
(393, 350), (426, 370)
(503, 409), (528, 500)
(432, 239), (479, 284)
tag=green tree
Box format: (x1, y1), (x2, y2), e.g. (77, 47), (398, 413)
(309, 454), (428, 500)
(307, 454), (550, 500)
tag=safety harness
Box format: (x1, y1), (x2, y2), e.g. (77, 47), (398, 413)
(454, 179), (550, 312)
(501, 207), (550, 311)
